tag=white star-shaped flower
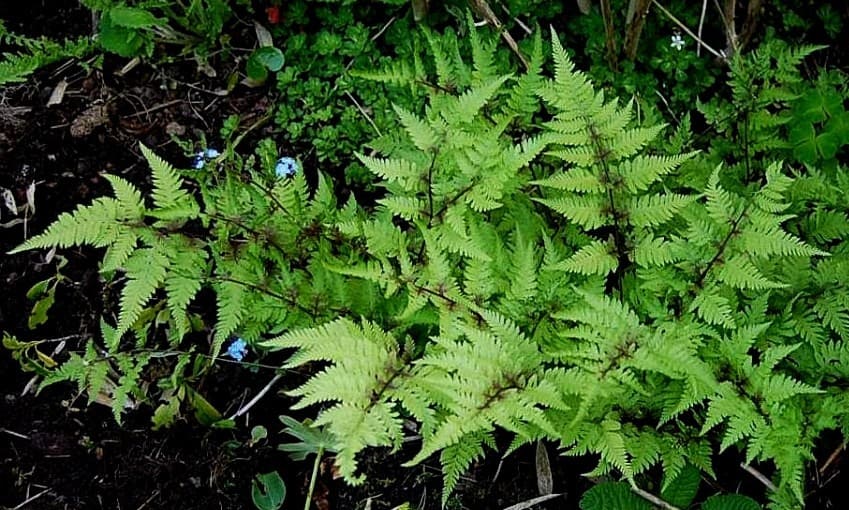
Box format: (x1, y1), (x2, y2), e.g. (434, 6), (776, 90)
(670, 33), (685, 50)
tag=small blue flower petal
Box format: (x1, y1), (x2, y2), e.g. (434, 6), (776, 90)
(204, 148), (221, 159)
(226, 338), (248, 361)
(191, 153), (205, 169)
(275, 157), (298, 178)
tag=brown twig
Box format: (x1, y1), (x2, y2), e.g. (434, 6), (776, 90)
(469, 0), (530, 69)
(624, 0), (653, 60)
(599, 0), (619, 69)
(819, 442), (846, 477)
(631, 485), (681, 510)
(740, 462), (778, 492)
(722, 0), (739, 57)
(652, 0), (725, 60)
(737, 0), (764, 53)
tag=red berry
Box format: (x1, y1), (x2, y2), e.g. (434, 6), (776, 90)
(266, 6), (280, 25)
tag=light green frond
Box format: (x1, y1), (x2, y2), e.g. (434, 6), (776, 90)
(531, 168), (604, 193)
(610, 125), (665, 160)
(117, 247), (170, 337)
(557, 240), (618, 276)
(627, 193), (693, 228)
(689, 288), (736, 329)
(378, 196), (425, 222)
(103, 174), (146, 218)
(100, 227), (139, 273)
(9, 197), (122, 253)
(619, 153), (697, 192)
(632, 235), (677, 268)
(451, 74), (512, 121)
(139, 144), (199, 219)
(440, 431), (490, 506)
(717, 255), (786, 290)
(356, 154), (421, 187)
(393, 105), (439, 152)
(533, 195), (608, 229)
(212, 280), (244, 358)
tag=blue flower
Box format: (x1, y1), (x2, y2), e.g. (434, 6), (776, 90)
(191, 147), (221, 169)
(226, 337), (248, 361)
(275, 157), (298, 178)
(191, 152), (206, 169)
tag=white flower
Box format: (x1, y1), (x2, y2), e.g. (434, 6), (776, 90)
(670, 33), (685, 51)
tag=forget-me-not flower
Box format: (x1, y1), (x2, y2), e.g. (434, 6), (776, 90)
(191, 147), (221, 169)
(275, 157), (298, 178)
(670, 33), (685, 51)
(227, 337), (248, 361)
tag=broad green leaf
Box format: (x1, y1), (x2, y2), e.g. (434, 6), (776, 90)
(702, 494), (762, 510)
(661, 464), (701, 507)
(108, 6), (163, 28)
(580, 482), (652, 510)
(251, 471), (286, 510)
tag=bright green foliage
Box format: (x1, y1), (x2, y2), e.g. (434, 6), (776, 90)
(261, 27), (843, 510)
(0, 21), (93, 85)
(10, 19), (849, 510)
(9, 139), (378, 424)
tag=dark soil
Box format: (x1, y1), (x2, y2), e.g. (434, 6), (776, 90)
(2, 2), (848, 510)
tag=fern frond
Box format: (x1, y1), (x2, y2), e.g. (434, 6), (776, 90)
(117, 247), (170, 337)
(557, 240), (618, 276)
(140, 144), (200, 220)
(9, 197), (123, 253)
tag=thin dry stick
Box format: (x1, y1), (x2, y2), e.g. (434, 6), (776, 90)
(500, 4), (532, 35)
(0, 428), (30, 440)
(11, 488), (51, 510)
(652, 0), (724, 59)
(819, 442), (846, 476)
(631, 485), (681, 510)
(740, 462), (778, 492)
(697, 0), (708, 56)
(124, 99), (183, 119)
(469, 0), (530, 69)
(227, 373), (283, 420)
(345, 91), (382, 137)
(722, 0), (739, 55)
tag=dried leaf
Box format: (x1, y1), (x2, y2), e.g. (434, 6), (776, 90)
(1, 187), (16, 215)
(536, 440), (553, 495)
(46, 79), (68, 107)
(26, 182), (36, 215)
(254, 21), (273, 47)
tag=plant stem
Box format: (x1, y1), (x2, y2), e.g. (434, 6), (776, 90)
(304, 448), (324, 510)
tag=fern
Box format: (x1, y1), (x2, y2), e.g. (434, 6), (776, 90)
(11, 19), (849, 510)
(0, 21), (93, 85)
